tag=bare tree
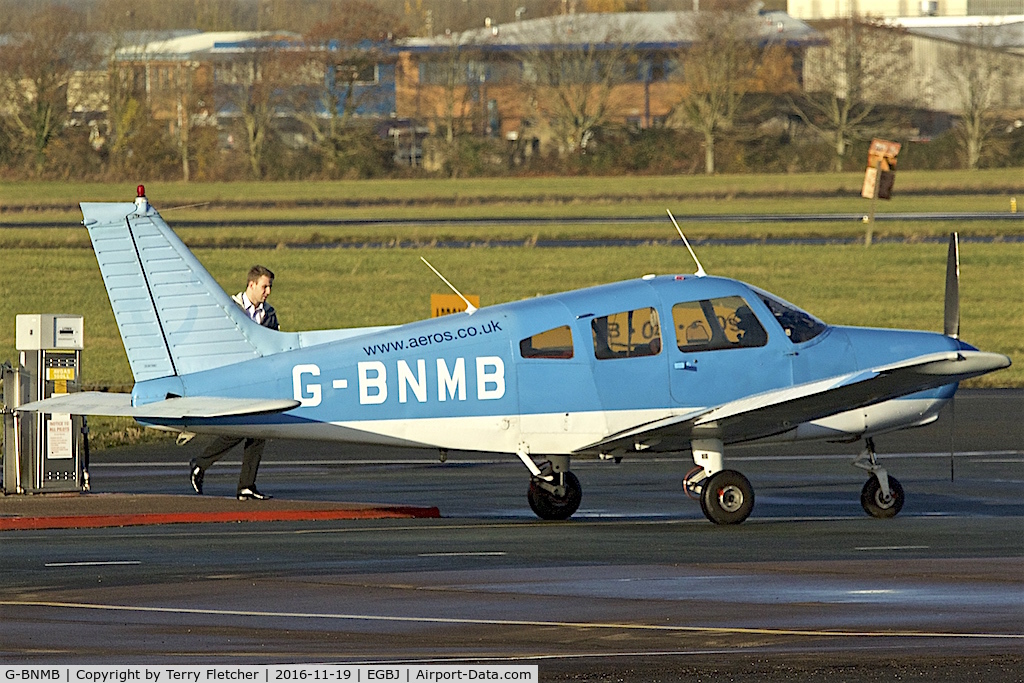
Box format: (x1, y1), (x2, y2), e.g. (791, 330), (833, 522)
(0, 5), (96, 175)
(217, 40), (290, 179)
(168, 61), (212, 181)
(941, 25), (1009, 171)
(101, 16), (158, 178)
(105, 57), (147, 176)
(295, 1), (404, 176)
(520, 13), (638, 155)
(795, 18), (913, 172)
(423, 33), (478, 147)
(667, 8), (764, 175)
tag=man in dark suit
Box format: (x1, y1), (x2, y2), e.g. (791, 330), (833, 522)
(190, 265), (279, 500)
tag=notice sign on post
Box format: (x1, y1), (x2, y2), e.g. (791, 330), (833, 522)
(431, 293), (480, 317)
(861, 138), (901, 200)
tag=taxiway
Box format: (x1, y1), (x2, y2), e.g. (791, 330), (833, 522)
(1, 390), (1021, 680)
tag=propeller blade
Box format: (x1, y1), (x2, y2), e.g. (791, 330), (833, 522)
(944, 232), (960, 339)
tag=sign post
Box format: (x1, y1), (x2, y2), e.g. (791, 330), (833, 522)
(861, 139), (901, 244)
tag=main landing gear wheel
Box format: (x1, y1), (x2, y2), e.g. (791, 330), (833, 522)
(700, 469), (754, 525)
(861, 475), (905, 519)
(528, 471), (582, 520)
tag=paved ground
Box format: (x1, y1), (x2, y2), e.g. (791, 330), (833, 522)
(0, 390), (1021, 680)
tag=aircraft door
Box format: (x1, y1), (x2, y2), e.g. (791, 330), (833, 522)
(582, 305), (674, 427)
(666, 295), (791, 408)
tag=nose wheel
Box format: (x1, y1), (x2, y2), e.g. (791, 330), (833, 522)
(861, 474), (905, 518)
(853, 439), (906, 519)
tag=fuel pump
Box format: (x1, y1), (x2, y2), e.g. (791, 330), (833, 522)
(2, 314), (86, 494)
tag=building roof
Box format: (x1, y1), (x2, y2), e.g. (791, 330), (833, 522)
(116, 31), (302, 61)
(403, 10), (823, 51)
(886, 15), (1024, 50)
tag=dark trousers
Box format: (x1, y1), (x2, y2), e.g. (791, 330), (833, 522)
(196, 436), (266, 492)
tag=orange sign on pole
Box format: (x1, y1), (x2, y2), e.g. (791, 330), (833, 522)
(861, 138), (901, 200)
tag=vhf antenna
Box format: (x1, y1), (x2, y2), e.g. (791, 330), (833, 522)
(667, 209), (707, 277)
(420, 257), (477, 315)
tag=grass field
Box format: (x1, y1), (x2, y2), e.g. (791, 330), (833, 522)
(1, 169), (1022, 207)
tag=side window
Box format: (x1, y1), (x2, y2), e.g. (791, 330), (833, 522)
(673, 301), (715, 350)
(592, 307), (662, 360)
(520, 325), (574, 359)
(673, 296), (767, 352)
(756, 291), (827, 344)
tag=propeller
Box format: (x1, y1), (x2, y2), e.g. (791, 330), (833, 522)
(944, 232), (960, 339)
(944, 232), (960, 480)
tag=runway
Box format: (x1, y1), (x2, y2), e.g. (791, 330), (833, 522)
(1, 390), (1022, 680)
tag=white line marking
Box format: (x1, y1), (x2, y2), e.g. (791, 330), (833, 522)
(855, 545), (930, 551)
(44, 561), (141, 567)
(1, 600), (1020, 640)
(418, 552), (507, 557)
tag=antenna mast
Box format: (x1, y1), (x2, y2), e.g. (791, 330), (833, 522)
(667, 209), (706, 277)
(420, 257), (477, 315)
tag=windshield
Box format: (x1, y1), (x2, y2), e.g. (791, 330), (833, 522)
(752, 288), (827, 344)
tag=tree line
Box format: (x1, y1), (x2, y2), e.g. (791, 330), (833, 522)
(0, 0), (1020, 182)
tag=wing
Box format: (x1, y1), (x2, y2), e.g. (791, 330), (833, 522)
(576, 350), (1010, 455)
(15, 392), (300, 419)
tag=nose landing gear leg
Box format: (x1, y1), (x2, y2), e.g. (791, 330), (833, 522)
(853, 438), (905, 518)
(520, 451), (582, 521)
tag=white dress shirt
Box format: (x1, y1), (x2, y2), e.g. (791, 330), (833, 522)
(240, 292), (266, 325)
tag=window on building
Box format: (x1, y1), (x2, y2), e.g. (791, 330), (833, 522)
(336, 63), (377, 86)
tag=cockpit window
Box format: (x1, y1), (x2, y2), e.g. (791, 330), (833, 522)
(592, 307), (662, 360)
(520, 325), (574, 359)
(672, 296), (768, 352)
(754, 289), (827, 344)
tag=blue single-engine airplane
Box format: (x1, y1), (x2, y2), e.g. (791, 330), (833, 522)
(19, 188), (1011, 524)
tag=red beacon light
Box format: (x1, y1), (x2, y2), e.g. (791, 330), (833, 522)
(134, 184), (149, 212)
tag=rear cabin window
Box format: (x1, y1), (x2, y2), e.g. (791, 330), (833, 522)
(520, 325), (574, 359)
(592, 307), (662, 360)
(672, 296), (768, 352)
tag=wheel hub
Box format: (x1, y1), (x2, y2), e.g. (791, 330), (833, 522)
(717, 485), (745, 513)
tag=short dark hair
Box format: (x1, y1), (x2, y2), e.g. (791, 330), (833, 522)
(247, 264), (274, 285)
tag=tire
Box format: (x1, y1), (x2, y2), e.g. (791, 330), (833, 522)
(700, 469), (754, 525)
(527, 471), (582, 520)
(861, 475), (905, 519)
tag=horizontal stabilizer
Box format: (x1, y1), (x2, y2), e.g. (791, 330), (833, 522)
(16, 392), (300, 419)
(579, 350), (1010, 454)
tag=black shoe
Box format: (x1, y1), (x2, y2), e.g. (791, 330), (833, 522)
(189, 459), (204, 495)
(237, 487), (271, 501)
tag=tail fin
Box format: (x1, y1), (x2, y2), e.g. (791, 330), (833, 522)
(82, 194), (293, 382)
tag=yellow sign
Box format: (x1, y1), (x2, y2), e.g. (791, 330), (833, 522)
(431, 293), (480, 317)
(47, 367), (76, 381)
